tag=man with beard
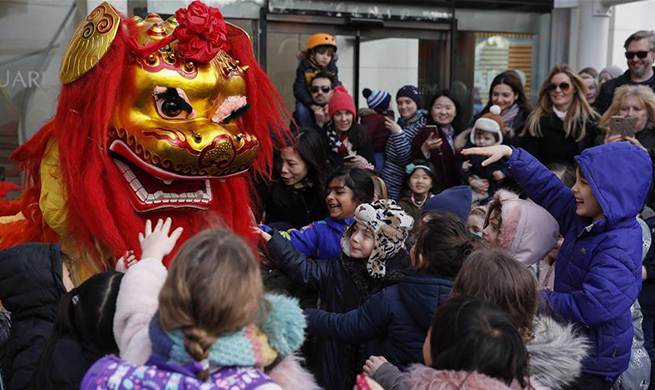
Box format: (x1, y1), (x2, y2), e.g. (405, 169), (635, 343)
(596, 30), (655, 114)
(293, 72), (334, 130)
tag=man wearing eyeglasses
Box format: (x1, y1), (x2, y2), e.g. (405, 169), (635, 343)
(596, 30), (655, 114)
(293, 72), (334, 130)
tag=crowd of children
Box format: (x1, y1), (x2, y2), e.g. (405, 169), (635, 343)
(1, 30), (655, 390)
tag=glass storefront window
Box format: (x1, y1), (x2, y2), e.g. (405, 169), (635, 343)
(0, 1), (77, 187)
(455, 31), (536, 126)
(266, 29), (450, 120)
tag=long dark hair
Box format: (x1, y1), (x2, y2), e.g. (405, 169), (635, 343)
(427, 89), (465, 134)
(428, 296), (529, 388)
(477, 71), (531, 117)
(271, 128), (332, 199)
(32, 270), (123, 388)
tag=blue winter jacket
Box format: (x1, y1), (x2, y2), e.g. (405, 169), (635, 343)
(305, 271), (453, 370)
(506, 143), (653, 378)
(276, 216), (353, 260)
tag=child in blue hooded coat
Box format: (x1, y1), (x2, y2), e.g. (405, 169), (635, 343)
(462, 142), (653, 390)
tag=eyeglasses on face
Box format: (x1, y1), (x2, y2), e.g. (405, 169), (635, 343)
(547, 82), (571, 92)
(311, 86), (331, 93)
(625, 51), (650, 59)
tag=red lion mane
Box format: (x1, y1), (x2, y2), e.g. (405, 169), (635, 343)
(0, 13), (289, 272)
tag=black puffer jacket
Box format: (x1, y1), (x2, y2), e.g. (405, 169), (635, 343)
(0, 243), (66, 390)
(33, 333), (101, 390)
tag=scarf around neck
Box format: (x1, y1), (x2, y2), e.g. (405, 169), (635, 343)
(326, 123), (352, 155)
(399, 108), (427, 127)
(148, 313), (278, 372)
(502, 103), (520, 127)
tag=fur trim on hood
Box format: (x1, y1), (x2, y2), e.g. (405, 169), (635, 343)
(493, 190), (559, 267)
(268, 354), (322, 390)
(528, 316), (590, 390)
(358, 107), (378, 117)
(404, 365), (521, 390)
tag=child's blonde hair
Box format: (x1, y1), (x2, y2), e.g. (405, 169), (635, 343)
(158, 229), (264, 380)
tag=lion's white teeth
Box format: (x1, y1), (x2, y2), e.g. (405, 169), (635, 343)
(113, 158), (212, 207)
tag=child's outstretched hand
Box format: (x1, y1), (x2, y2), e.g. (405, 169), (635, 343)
(253, 226), (272, 242)
(139, 218), (184, 262)
(115, 250), (137, 273)
(363, 356), (388, 377)
(461, 145), (513, 167)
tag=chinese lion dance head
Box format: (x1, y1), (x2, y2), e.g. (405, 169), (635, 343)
(0, 1), (288, 280)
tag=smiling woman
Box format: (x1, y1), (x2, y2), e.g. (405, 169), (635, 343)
(321, 86), (375, 168)
(520, 63), (599, 165)
(598, 85), (655, 210)
(411, 90), (463, 193)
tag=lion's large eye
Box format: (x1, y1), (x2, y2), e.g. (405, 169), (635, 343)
(161, 99), (183, 117)
(153, 87), (196, 120)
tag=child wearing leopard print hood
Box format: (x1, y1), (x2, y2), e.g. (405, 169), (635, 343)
(255, 199), (413, 390)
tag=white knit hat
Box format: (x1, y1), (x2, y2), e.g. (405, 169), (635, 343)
(471, 105), (504, 145)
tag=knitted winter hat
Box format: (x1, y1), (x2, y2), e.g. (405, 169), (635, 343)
(471, 105), (505, 145)
(341, 199), (414, 278)
(363, 88), (391, 111)
(396, 85), (423, 108)
(329, 86), (356, 118)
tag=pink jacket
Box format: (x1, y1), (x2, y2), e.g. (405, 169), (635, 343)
(494, 190), (559, 268)
(404, 365), (524, 390)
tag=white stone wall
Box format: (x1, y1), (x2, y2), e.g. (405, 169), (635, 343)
(609, 0), (655, 72)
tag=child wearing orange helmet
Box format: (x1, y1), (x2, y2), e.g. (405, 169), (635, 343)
(293, 33), (341, 129)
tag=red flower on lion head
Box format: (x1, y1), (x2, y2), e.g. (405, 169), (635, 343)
(174, 1), (229, 63)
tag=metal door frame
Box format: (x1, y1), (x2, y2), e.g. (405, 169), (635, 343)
(261, 12), (456, 108)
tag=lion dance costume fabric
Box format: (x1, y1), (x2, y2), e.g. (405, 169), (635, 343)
(0, 1), (288, 281)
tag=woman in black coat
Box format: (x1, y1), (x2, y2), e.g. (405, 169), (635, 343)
(259, 129), (332, 230)
(520, 64), (598, 165)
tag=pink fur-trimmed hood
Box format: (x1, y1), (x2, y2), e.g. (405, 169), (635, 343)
(493, 190), (559, 267)
(267, 354), (321, 390)
(404, 365), (522, 390)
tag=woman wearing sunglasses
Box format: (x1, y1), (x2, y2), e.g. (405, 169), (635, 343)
(520, 63), (599, 165)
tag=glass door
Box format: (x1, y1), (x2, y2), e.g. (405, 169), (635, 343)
(265, 19), (451, 118)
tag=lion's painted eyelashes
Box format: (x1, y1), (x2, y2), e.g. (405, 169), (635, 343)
(211, 95), (249, 124)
